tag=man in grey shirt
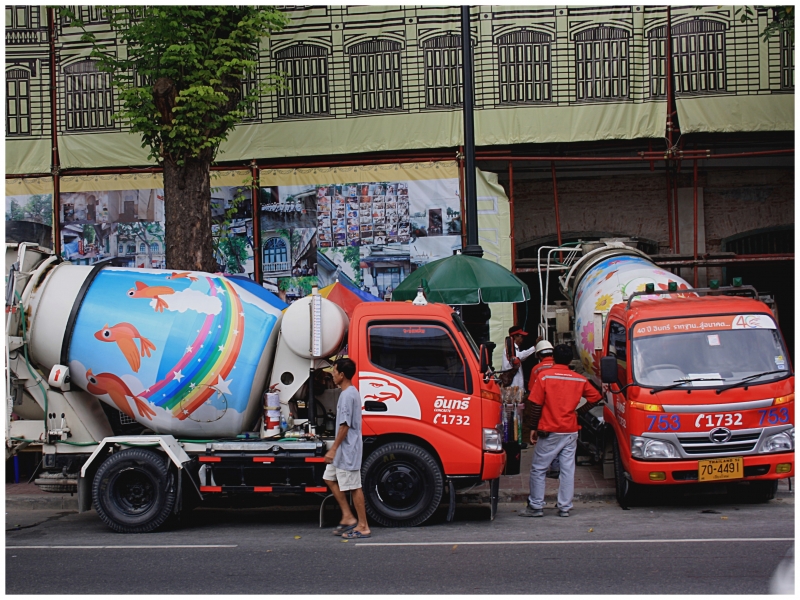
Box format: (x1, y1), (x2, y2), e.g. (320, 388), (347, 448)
(324, 358), (371, 538)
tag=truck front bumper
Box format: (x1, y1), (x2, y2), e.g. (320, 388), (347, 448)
(481, 451), (506, 480)
(627, 452), (794, 485)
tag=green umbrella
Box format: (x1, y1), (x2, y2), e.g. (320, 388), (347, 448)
(392, 253), (530, 305)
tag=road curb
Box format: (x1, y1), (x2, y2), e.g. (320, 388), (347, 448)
(6, 495), (79, 511)
(6, 487), (793, 512)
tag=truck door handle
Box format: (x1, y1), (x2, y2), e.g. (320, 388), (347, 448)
(364, 401), (387, 412)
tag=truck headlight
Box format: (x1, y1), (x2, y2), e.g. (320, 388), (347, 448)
(760, 428), (794, 454)
(630, 436), (680, 460)
(483, 427), (503, 452)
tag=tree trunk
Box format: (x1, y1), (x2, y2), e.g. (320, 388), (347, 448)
(163, 156), (217, 272)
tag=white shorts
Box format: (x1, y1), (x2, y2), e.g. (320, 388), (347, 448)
(323, 464), (362, 491)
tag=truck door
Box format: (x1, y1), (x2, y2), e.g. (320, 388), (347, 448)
(360, 320), (482, 473)
(605, 320), (629, 428)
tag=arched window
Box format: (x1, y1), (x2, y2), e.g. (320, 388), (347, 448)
(6, 68), (30, 135)
(263, 237), (289, 273)
(139, 243), (147, 254)
(497, 30), (552, 104)
(118, 243), (124, 254)
(422, 34), (463, 108)
(64, 59), (114, 131)
(150, 242), (160, 253)
(127, 244), (136, 254)
(574, 27), (630, 101)
(348, 39), (403, 113)
(649, 20), (727, 96)
(241, 43), (261, 121)
(274, 44), (329, 118)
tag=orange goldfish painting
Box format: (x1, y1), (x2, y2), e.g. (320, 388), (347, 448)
(167, 271), (198, 282)
(127, 281), (175, 312)
(94, 323), (156, 372)
(85, 369), (156, 420)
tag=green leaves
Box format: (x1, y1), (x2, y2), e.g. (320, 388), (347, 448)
(734, 6), (794, 41)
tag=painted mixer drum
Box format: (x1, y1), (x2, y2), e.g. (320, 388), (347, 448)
(63, 269), (283, 437)
(572, 253), (691, 382)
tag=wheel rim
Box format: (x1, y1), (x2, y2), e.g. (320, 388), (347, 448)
(109, 466), (157, 515)
(373, 461), (427, 511)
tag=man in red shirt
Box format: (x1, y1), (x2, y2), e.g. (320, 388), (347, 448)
(520, 344), (603, 518)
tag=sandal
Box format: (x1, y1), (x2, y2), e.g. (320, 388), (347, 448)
(332, 523), (357, 536)
(342, 530), (371, 539)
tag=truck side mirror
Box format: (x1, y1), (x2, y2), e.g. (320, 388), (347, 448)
(600, 356), (619, 384)
(479, 344), (489, 374)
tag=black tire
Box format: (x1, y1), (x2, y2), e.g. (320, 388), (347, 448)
(742, 480), (778, 503)
(92, 448), (177, 534)
(361, 442), (444, 527)
(613, 436), (643, 508)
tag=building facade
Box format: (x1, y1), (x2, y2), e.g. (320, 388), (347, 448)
(5, 5), (794, 353)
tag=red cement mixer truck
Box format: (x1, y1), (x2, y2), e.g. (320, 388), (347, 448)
(537, 240), (794, 506)
(5, 242), (505, 532)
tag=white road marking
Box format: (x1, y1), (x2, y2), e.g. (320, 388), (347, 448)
(356, 537), (793, 547)
(6, 544), (238, 549)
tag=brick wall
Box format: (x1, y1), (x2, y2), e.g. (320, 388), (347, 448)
(506, 166), (794, 254)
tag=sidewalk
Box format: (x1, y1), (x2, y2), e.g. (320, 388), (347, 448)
(462, 446), (615, 505)
(5, 447), (793, 511)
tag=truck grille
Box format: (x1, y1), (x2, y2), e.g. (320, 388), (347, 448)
(676, 431), (761, 456)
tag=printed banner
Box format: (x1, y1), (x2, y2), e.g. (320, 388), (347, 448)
(633, 314), (777, 338)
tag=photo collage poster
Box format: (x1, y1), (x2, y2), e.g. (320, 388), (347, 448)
(259, 176), (463, 303)
(5, 191), (53, 249)
(6, 180), (255, 277)
(57, 189), (166, 269)
(211, 185), (256, 279)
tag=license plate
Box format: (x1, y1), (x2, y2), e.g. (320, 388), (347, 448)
(698, 457), (744, 482)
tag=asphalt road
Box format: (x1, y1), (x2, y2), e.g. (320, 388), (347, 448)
(6, 495), (794, 595)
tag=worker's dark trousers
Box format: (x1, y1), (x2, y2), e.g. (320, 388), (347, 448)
(528, 432), (578, 511)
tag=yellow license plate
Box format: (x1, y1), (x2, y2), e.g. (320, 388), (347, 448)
(698, 457), (744, 482)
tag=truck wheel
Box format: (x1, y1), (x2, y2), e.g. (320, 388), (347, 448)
(613, 437), (642, 508)
(92, 448), (177, 534)
(362, 442), (444, 527)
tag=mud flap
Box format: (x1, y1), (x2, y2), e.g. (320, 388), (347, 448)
(490, 477), (499, 521)
(77, 474), (92, 513)
(446, 479), (456, 523)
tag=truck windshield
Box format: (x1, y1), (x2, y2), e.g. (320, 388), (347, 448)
(631, 316), (791, 389)
(451, 312), (480, 361)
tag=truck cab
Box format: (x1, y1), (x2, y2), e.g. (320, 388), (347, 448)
(349, 301), (505, 526)
(600, 293), (794, 504)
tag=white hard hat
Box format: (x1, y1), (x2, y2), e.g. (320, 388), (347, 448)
(534, 340), (554, 354)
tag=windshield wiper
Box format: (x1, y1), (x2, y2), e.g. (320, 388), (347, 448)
(715, 370), (789, 394)
(649, 377), (725, 394)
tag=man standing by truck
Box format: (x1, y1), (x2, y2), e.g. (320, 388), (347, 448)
(520, 344), (602, 518)
(501, 325), (537, 391)
(324, 358), (371, 538)
(527, 340), (560, 478)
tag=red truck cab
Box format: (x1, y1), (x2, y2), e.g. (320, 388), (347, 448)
(348, 301), (505, 526)
(600, 294), (794, 504)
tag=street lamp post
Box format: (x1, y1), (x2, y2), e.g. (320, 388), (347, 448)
(461, 5), (482, 259)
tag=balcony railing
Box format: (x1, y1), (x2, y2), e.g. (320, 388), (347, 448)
(263, 261), (290, 273)
(6, 29), (48, 45)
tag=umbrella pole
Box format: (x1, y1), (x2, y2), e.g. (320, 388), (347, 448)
(461, 5), (482, 258)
